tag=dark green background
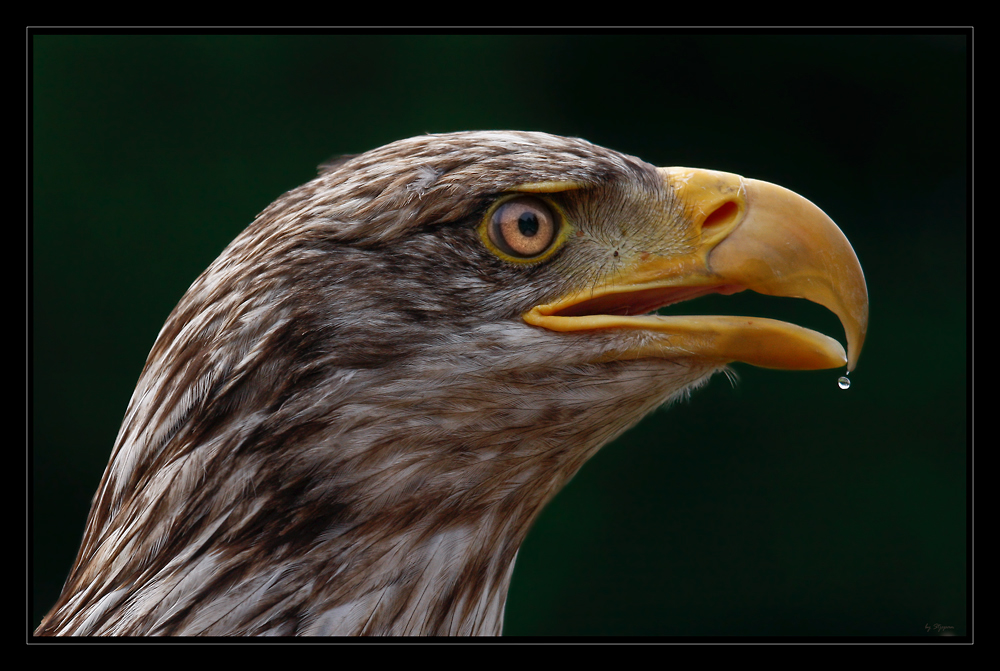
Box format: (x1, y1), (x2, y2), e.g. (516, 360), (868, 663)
(31, 32), (968, 638)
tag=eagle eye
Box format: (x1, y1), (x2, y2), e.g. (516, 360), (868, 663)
(482, 195), (566, 262)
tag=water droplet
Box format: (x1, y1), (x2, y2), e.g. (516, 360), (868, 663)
(837, 375), (851, 390)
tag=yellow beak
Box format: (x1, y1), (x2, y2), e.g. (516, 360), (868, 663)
(523, 168), (869, 372)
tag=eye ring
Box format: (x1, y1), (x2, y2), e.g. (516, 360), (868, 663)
(480, 195), (569, 263)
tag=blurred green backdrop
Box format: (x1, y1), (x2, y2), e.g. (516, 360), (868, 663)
(31, 33), (967, 638)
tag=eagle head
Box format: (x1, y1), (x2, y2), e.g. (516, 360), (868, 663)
(37, 131), (867, 636)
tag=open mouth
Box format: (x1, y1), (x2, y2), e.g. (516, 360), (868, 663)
(522, 168), (868, 372)
(548, 284), (746, 318)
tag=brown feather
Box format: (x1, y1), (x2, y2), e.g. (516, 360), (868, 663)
(36, 132), (714, 636)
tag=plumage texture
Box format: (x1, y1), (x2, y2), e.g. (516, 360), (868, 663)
(37, 131), (724, 636)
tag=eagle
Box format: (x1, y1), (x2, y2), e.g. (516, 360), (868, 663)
(35, 131), (867, 636)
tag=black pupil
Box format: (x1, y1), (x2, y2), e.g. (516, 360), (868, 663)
(518, 212), (539, 237)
